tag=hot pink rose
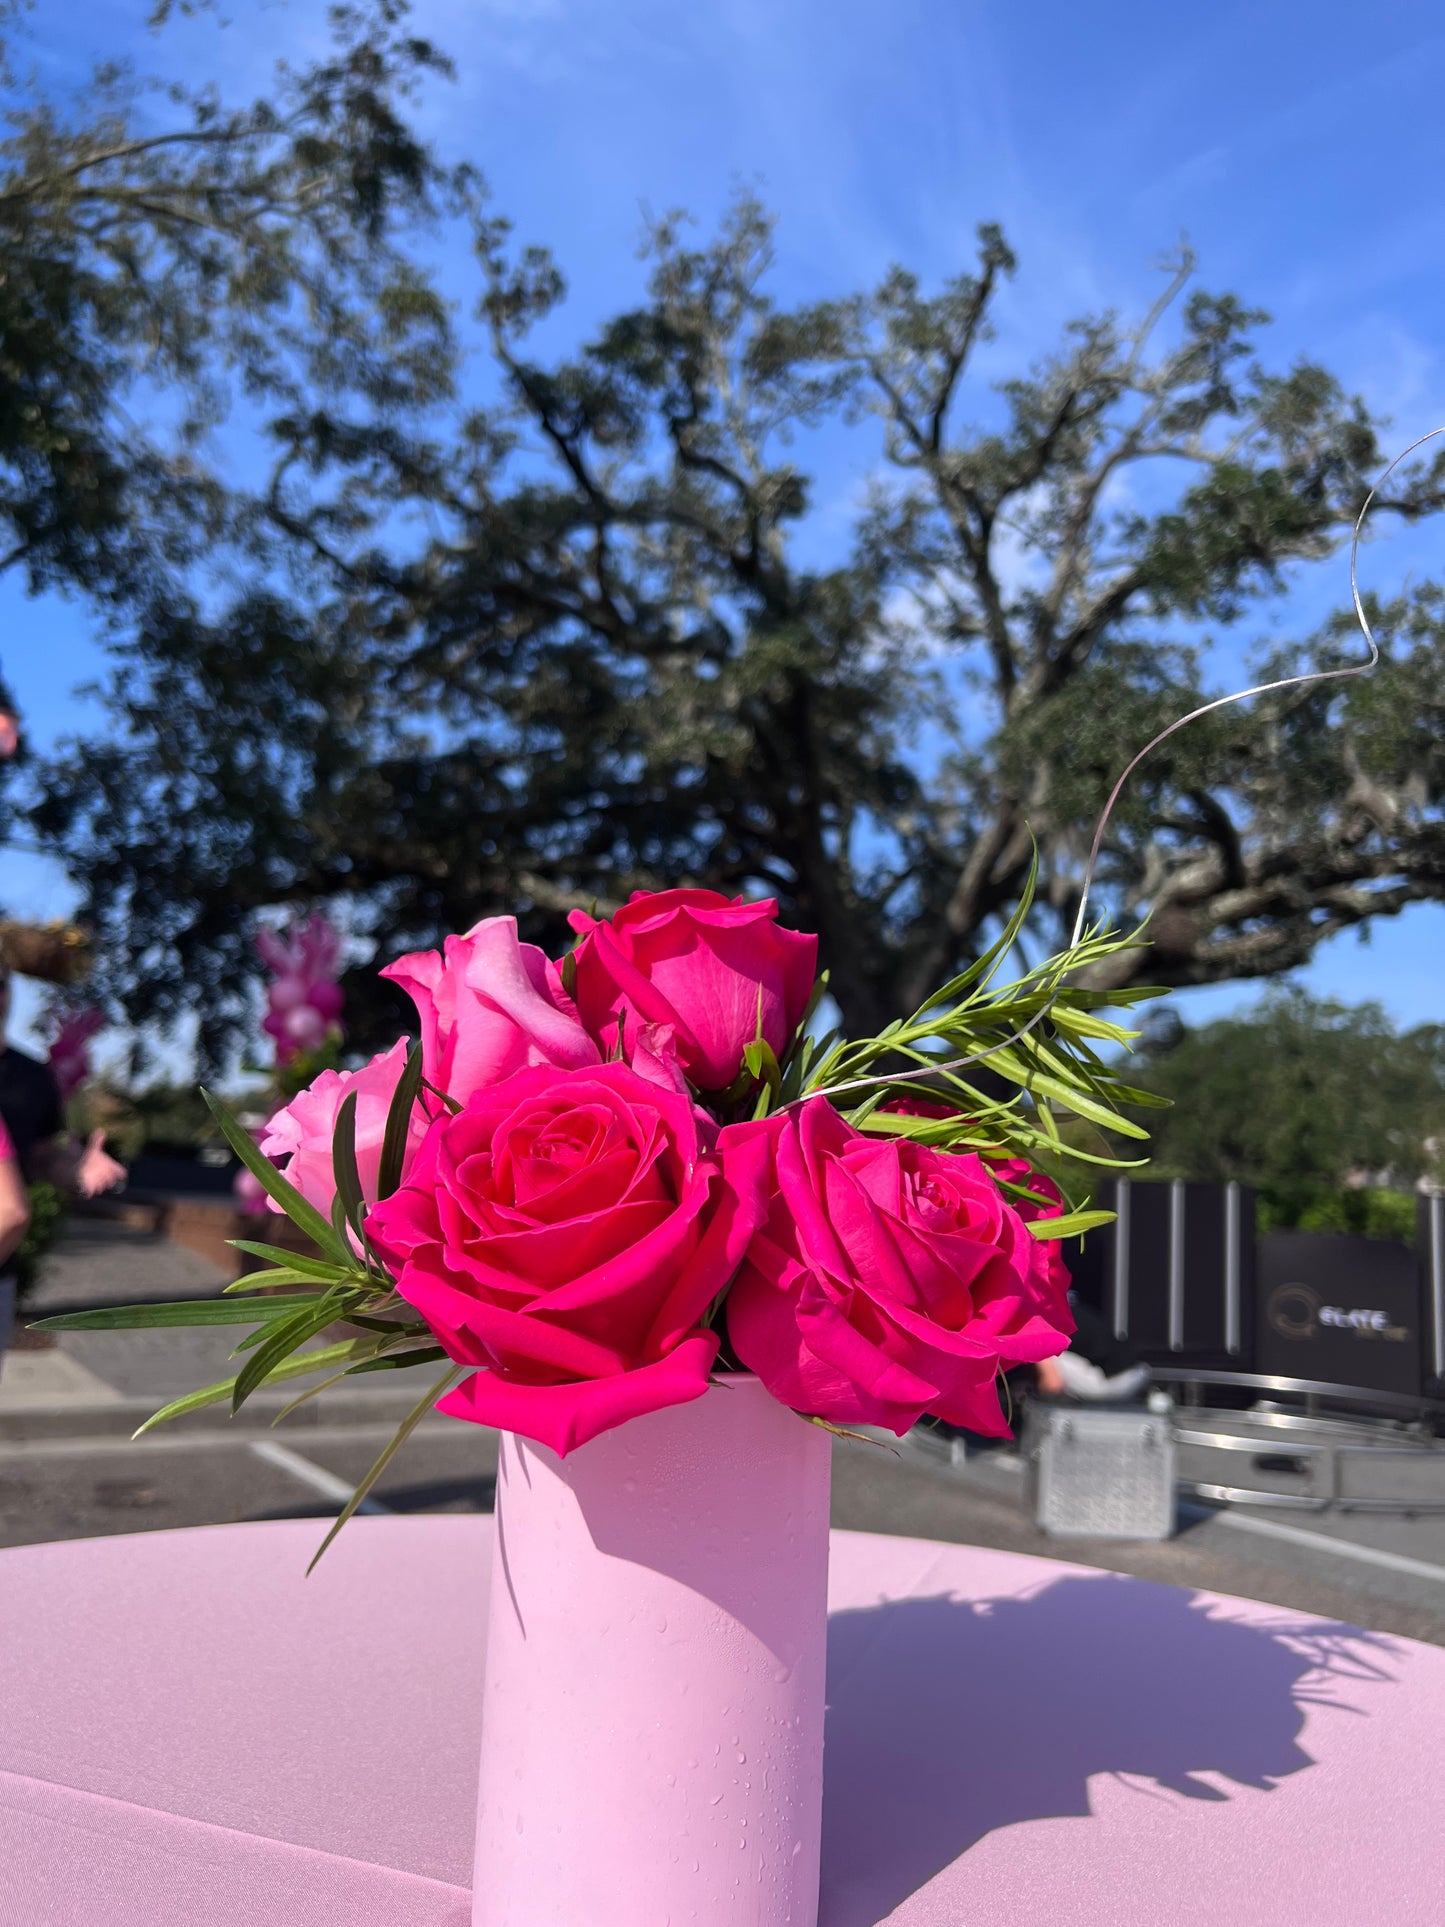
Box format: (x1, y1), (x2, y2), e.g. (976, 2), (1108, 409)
(568, 889), (818, 1091)
(383, 916), (599, 1105)
(882, 1097), (1074, 1302)
(260, 1039), (426, 1217)
(719, 1097), (1073, 1437)
(988, 1154), (1072, 1300)
(365, 1062), (770, 1455)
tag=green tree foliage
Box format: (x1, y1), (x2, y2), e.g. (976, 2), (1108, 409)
(0, 0), (466, 600)
(1, 0), (476, 957)
(1139, 989), (1445, 1235)
(8, 9), (1445, 1061)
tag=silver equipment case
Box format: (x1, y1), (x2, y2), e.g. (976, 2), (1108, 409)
(1022, 1402), (1176, 1541)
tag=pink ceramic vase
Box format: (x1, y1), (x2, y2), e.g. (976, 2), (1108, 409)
(471, 1374), (832, 1926)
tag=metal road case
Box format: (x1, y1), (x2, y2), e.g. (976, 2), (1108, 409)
(1023, 1403), (1176, 1540)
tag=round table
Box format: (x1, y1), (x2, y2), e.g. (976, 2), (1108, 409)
(1, 1517), (1441, 1925)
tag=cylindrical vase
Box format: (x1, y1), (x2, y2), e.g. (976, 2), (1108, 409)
(472, 1375), (832, 1927)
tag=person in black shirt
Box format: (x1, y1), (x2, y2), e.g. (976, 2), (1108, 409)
(0, 1005), (64, 1183)
(0, 967), (64, 1179)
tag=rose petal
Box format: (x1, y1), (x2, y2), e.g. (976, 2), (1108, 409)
(397, 1268), (631, 1378)
(436, 1332), (721, 1455)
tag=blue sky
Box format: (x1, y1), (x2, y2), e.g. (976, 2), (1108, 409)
(4, 0), (1445, 1053)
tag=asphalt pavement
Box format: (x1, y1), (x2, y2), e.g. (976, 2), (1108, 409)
(7, 1216), (1445, 1646)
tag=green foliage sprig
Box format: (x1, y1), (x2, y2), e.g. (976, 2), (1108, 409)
(797, 866), (1166, 1228)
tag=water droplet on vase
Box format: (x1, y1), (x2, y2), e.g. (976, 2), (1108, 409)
(736, 1750), (746, 1764)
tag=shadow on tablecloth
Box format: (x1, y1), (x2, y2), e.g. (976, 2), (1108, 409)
(819, 1570), (1398, 1927)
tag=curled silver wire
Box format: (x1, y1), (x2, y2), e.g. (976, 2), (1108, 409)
(812, 424), (1441, 1108)
(1066, 422), (1443, 948)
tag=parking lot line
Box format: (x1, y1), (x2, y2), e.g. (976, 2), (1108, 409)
(0, 1421), (462, 1460)
(1210, 1507), (1445, 1585)
(248, 1440), (392, 1515)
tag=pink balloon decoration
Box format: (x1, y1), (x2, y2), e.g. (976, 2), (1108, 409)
(255, 914), (346, 1067)
(46, 1007), (106, 1103)
(307, 980), (346, 1023)
(282, 1004), (328, 1052)
(267, 975), (312, 1013)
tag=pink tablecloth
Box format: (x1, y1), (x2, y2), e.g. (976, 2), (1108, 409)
(0, 1517), (1441, 1925)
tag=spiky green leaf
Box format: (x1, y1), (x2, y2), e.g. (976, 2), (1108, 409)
(331, 1089), (367, 1238)
(376, 1039), (424, 1201)
(203, 1090), (350, 1262)
(131, 1338), (378, 1437)
(32, 1295), (331, 1332)
(306, 1363), (464, 1573)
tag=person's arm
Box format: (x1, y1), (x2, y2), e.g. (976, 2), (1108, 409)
(31, 1130), (125, 1199)
(1035, 1356), (1068, 1396)
(0, 1130), (29, 1268)
(76, 1129), (126, 1198)
(25, 1060), (123, 1199)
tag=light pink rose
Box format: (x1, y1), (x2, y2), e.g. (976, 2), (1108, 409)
(382, 916), (599, 1105)
(719, 1097), (1074, 1437)
(260, 1039), (426, 1217)
(365, 1063), (771, 1455)
(568, 889), (819, 1091)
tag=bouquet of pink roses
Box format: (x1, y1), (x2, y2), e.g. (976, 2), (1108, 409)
(38, 874), (1161, 1564)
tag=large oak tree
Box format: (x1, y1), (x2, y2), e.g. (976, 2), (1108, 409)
(8, 10), (1445, 1061)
